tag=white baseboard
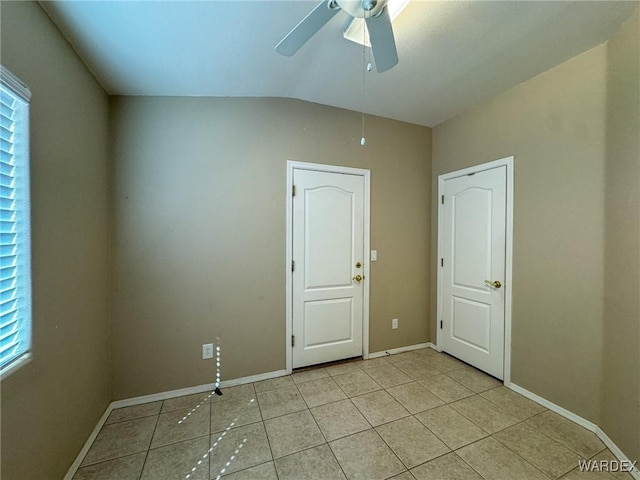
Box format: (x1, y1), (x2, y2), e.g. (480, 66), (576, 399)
(509, 384), (599, 431)
(64, 369), (288, 480)
(368, 342), (436, 359)
(63, 405), (115, 480)
(594, 426), (640, 479)
(111, 369), (288, 409)
(510, 383), (639, 479)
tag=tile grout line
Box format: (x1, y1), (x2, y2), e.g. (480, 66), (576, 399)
(373, 377), (454, 474)
(206, 399), (212, 480)
(311, 367), (459, 477)
(137, 406), (162, 480)
(403, 376), (563, 480)
(71, 451), (150, 478)
(454, 448), (497, 480)
(508, 410), (609, 460)
(254, 382), (280, 477)
(453, 415), (567, 480)
(490, 429), (585, 480)
(290, 399), (350, 480)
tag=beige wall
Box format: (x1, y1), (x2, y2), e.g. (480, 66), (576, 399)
(110, 97), (431, 399)
(432, 44), (608, 423)
(0, 2), (111, 479)
(1, 1), (635, 473)
(432, 9), (640, 462)
(602, 8), (640, 463)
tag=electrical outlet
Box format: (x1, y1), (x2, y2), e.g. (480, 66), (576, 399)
(392, 318), (398, 329)
(202, 343), (214, 359)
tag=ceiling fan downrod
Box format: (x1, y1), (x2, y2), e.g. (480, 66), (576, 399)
(337, 0), (385, 18)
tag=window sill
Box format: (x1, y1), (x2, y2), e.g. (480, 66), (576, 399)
(1, 353), (32, 381)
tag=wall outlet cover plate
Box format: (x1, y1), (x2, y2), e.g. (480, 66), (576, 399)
(202, 343), (214, 359)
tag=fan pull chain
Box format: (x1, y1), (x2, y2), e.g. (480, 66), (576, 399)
(361, 12), (369, 147)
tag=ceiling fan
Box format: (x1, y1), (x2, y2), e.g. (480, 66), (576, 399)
(275, 0), (399, 72)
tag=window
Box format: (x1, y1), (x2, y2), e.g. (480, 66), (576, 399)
(0, 66), (32, 377)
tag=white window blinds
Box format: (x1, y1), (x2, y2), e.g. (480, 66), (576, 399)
(0, 66), (32, 377)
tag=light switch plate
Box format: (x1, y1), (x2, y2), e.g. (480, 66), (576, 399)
(371, 250), (378, 261)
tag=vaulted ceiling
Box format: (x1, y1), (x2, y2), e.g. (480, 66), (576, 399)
(41, 1), (638, 127)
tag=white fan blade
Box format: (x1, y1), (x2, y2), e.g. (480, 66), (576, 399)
(276, 0), (341, 56)
(365, 6), (398, 72)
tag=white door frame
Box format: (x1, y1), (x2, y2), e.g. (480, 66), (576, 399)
(286, 161), (371, 374)
(436, 156), (514, 386)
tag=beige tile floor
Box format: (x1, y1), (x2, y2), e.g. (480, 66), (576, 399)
(73, 348), (634, 480)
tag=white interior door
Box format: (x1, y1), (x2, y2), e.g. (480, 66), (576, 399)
(292, 169), (365, 368)
(439, 165), (507, 379)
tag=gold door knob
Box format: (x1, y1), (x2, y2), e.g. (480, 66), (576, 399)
(353, 274), (364, 282)
(484, 280), (502, 289)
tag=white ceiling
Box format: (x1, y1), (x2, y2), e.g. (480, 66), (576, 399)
(40, 1), (637, 127)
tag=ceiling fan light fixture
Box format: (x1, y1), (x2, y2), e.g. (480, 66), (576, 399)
(343, 0), (410, 46)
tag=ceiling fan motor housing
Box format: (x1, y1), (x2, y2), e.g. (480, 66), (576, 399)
(337, 0), (386, 18)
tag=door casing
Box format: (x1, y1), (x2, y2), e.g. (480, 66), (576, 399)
(286, 161), (371, 374)
(436, 156), (514, 386)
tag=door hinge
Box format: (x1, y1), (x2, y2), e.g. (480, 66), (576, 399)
(292, 185), (296, 197)
(441, 195), (444, 204)
(441, 258), (444, 267)
(440, 320), (443, 329)
(292, 260), (295, 272)
(291, 335), (295, 347)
